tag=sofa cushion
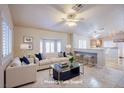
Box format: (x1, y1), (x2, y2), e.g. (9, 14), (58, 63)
(50, 58), (62, 63)
(35, 53), (42, 61)
(59, 57), (69, 61)
(58, 52), (63, 57)
(28, 58), (34, 64)
(38, 57), (69, 66)
(39, 59), (53, 65)
(50, 57), (68, 62)
(45, 53), (58, 59)
(11, 57), (22, 67)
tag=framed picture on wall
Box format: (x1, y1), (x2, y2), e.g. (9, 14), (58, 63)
(23, 36), (33, 43)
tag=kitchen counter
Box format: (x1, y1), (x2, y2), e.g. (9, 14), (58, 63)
(74, 48), (105, 67)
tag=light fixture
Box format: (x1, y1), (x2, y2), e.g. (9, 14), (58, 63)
(92, 34), (100, 39)
(66, 44), (72, 54)
(62, 13), (83, 26)
(20, 43), (29, 50)
(66, 44), (71, 49)
(66, 21), (77, 26)
(20, 43), (29, 56)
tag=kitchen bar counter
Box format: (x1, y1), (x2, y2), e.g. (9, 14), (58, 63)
(74, 48), (105, 67)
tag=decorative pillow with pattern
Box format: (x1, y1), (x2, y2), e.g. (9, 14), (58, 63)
(35, 53), (42, 61)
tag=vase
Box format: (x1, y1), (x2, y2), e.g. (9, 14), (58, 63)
(70, 62), (73, 68)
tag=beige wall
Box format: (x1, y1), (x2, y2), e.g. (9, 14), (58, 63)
(14, 26), (71, 57)
(0, 4), (13, 88)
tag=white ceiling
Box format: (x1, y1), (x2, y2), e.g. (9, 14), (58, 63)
(9, 4), (124, 38)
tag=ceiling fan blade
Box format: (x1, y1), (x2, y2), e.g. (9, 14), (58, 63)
(79, 17), (84, 20)
(73, 18), (84, 22)
(61, 18), (68, 22)
(52, 21), (65, 27)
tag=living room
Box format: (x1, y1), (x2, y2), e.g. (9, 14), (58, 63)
(0, 4), (124, 88)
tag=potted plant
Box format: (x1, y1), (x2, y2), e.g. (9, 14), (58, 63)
(69, 56), (75, 67)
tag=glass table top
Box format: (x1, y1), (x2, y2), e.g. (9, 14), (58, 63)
(51, 62), (81, 72)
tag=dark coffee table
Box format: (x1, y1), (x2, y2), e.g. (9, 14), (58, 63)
(49, 62), (82, 82)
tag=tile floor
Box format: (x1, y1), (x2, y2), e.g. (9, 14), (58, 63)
(19, 59), (124, 88)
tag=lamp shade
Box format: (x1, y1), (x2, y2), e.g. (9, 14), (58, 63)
(20, 43), (29, 50)
(66, 44), (71, 49)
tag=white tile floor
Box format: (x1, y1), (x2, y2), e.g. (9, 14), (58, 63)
(18, 59), (124, 88)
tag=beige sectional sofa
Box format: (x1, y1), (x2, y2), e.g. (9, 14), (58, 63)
(6, 63), (37, 88)
(36, 53), (69, 70)
(5, 53), (69, 87)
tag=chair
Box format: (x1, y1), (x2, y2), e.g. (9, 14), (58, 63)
(87, 56), (97, 67)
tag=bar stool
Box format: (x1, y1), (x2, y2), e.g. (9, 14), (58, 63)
(87, 56), (96, 67)
(75, 54), (84, 63)
(75, 54), (80, 62)
(78, 54), (84, 63)
(83, 55), (89, 65)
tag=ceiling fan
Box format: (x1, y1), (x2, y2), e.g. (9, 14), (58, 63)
(52, 4), (85, 27)
(61, 13), (84, 26)
(62, 4), (85, 26)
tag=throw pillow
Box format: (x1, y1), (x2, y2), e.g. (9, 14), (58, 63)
(28, 58), (34, 64)
(63, 52), (67, 57)
(58, 51), (63, 57)
(20, 57), (23, 63)
(35, 53), (42, 61)
(11, 57), (22, 67)
(20, 56), (30, 64)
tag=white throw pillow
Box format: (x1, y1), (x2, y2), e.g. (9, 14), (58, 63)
(58, 52), (63, 57)
(11, 57), (22, 67)
(28, 58), (34, 64)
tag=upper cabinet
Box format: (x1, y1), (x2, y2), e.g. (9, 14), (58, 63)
(113, 32), (124, 42)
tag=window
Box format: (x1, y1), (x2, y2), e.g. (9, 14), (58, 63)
(40, 39), (62, 53)
(45, 41), (55, 53)
(79, 40), (87, 48)
(103, 40), (116, 47)
(50, 41), (54, 53)
(45, 41), (50, 53)
(2, 19), (12, 58)
(79, 40), (83, 48)
(40, 40), (43, 53)
(57, 41), (61, 52)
